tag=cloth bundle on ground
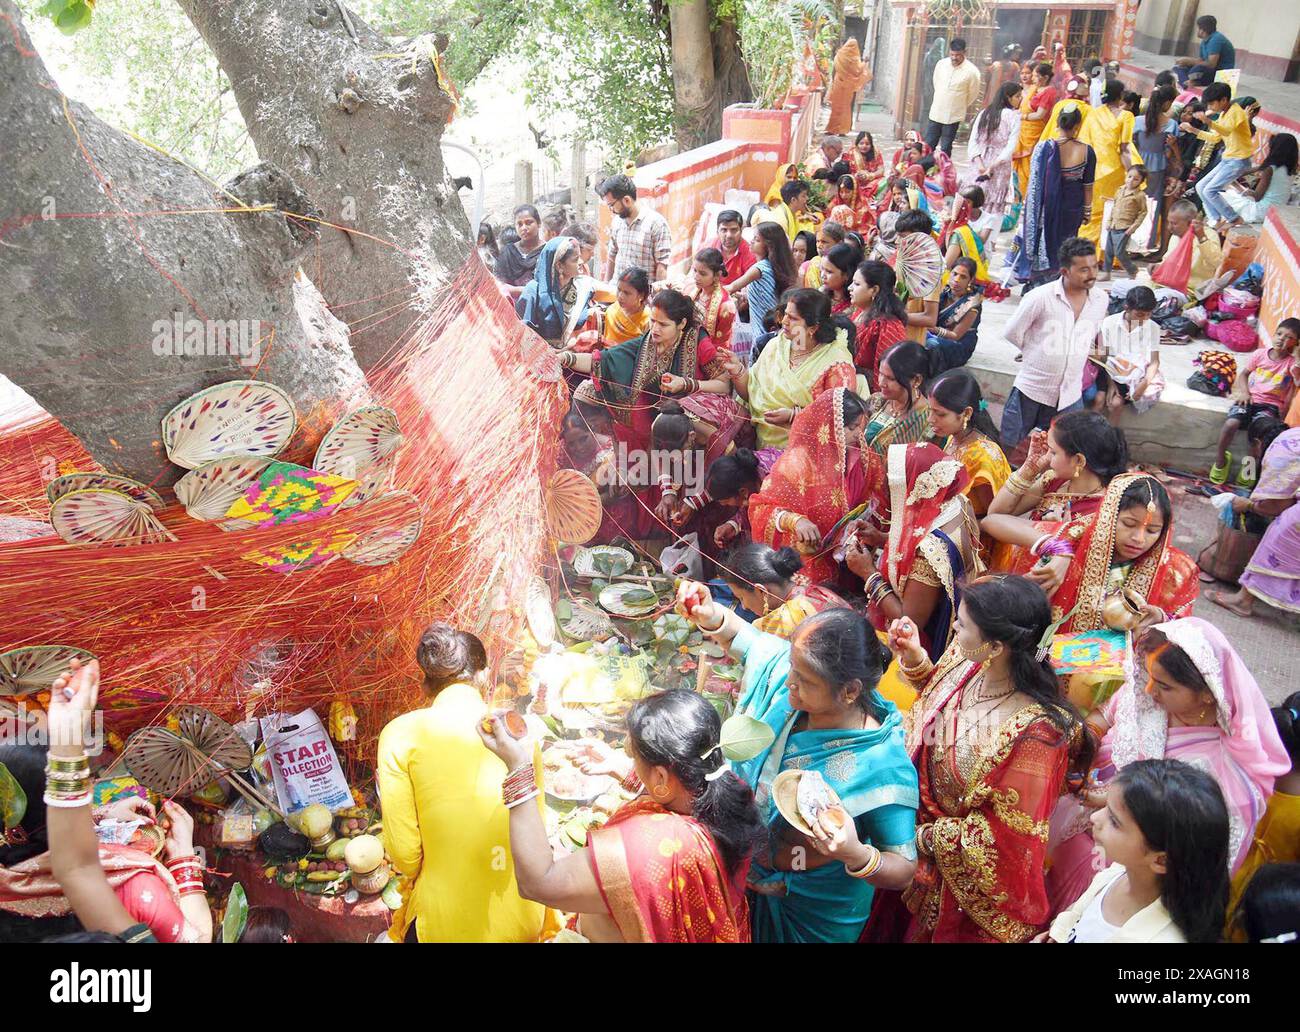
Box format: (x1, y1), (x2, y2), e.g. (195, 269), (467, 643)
(1188, 350), (1238, 396)
(1206, 318), (1260, 353)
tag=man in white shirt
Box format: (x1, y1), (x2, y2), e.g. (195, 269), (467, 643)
(1000, 237), (1109, 459)
(925, 37), (983, 156)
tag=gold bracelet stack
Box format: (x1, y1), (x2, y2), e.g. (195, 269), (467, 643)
(44, 753), (92, 808)
(847, 845), (884, 880)
(776, 510), (803, 535)
(1005, 469), (1036, 496)
(899, 653), (933, 684)
(865, 573), (893, 608)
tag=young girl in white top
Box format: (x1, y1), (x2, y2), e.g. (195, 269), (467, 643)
(1091, 285), (1164, 420)
(1041, 758), (1230, 944)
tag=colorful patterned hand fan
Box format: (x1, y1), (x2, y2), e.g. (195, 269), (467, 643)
(124, 706), (253, 797)
(161, 380), (296, 469)
(221, 461), (358, 528)
(220, 457), (358, 527)
(341, 490), (423, 566)
(47, 473), (164, 511)
(0, 645), (97, 698)
(50, 489), (174, 546)
(240, 528), (358, 574)
(173, 455), (274, 522)
(894, 232), (943, 300)
(545, 469), (602, 544)
(314, 407), (403, 482)
(340, 451), (399, 508)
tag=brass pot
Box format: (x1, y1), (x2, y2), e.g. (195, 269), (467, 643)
(1101, 586), (1146, 631)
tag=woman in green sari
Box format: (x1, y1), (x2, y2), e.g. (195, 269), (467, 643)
(675, 582), (919, 943)
(864, 340), (933, 454)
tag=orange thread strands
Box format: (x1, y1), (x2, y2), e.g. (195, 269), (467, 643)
(0, 258), (565, 756)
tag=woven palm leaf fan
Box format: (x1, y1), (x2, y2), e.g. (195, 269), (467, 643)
(161, 380), (296, 470)
(47, 473), (164, 512)
(544, 469), (603, 544)
(339, 450), (399, 509)
(341, 490), (423, 566)
(173, 454), (274, 522)
(894, 232), (944, 300)
(314, 406), (403, 481)
(50, 489), (175, 546)
(525, 575), (557, 649)
(125, 707), (279, 815)
(0, 645), (97, 699)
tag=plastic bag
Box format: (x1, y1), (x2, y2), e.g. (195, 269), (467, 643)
(1184, 305), (1208, 329)
(1218, 287), (1260, 318)
(1152, 230), (1194, 293)
(260, 708), (355, 815)
(660, 533), (702, 580)
(1216, 226), (1259, 282)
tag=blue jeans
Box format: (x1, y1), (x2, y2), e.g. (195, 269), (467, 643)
(1196, 156), (1250, 224)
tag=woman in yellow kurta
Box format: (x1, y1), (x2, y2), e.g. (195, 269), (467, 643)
(1080, 79), (1135, 250)
(378, 622), (551, 943)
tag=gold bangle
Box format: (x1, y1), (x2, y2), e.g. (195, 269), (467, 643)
(847, 845), (883, 880)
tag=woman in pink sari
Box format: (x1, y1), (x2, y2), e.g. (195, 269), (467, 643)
(478, 689), (763, 942)
(1047, 617), (1290, 910)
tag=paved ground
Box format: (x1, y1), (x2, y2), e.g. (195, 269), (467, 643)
(846, 106), (1299, 704)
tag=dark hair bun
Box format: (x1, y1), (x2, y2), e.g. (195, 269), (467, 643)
(770, 547), (804, 579)
(733, 447), (759, 472)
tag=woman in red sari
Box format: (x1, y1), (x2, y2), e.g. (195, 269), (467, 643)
(848, 260), (909, 390)
(820, 240), (861, 315)
(849, 130), (885, 183)
(562, 288), (739, 454)
(985, 473), (1200, 636)
(749, 388), (886, 585)
(684, 248), (737, 355)
(478, 689), (763, 942)
(865, 575), (1092, 942)
(983, 411), (1128, 572)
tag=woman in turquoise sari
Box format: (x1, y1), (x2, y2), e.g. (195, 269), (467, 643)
(675, 583), (919, 942)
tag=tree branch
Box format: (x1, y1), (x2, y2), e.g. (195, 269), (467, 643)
(0, 0), (367, 482)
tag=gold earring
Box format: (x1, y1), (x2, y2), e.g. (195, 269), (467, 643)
(961, 412), (971, 432)
(652, 784), (669, 801)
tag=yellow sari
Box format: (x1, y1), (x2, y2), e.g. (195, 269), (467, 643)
(1041, 98), (1092, 147)
(1015, 84), (1043, 200)
(765, 163), (797, 206)
(1080, 104), (1135, 248)
(946, 433), (1011, 517)
(604, 303), (650, 345)
(748, 332), (856, 450)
